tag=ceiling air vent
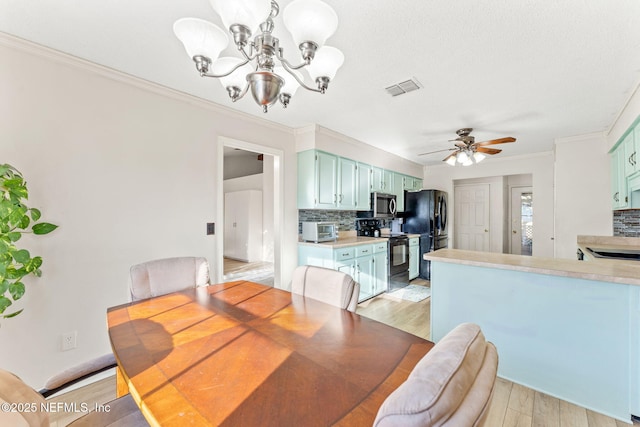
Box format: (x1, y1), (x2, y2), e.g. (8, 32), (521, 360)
(385, 78), (422, 97)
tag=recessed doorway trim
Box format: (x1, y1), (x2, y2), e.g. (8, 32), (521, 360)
(216, 136), (284, 288)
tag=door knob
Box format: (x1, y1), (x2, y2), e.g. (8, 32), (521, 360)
(484, 229), (488, 232)
(512, 230), (517, 234)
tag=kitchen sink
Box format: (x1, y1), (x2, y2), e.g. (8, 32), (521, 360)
(585, 247), (640, 260)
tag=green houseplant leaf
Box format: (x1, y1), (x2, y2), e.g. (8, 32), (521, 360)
(0, 163), (57, 319)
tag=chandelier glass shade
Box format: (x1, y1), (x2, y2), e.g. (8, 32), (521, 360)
(173, 0), (344, 113)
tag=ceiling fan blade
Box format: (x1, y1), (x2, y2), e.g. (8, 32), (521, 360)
(418, 148), (456, 156)
(474, 137), (516, 146)
(476, 147), (502, 155)
(443, 152), (458, 163)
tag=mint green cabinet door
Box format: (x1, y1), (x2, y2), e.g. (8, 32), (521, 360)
(355, 254), (375, 301)
(356, 162), (371, 210)
(371, 167), (384, 192)
(623, 131), (636, 177)
(392, 172), (405, 212)
(337, 157), (357, 209)
(611, 145), (629, 210)
(409, 238), (419, 280)
(373, 251), (388, 294)
(316, 151), (338, 209)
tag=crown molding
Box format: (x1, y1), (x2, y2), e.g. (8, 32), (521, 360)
(0, 31), (294, 135)
(554, 132), (605, 145)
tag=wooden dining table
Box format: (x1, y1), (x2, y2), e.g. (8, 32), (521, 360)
(107, 280), (434, 426)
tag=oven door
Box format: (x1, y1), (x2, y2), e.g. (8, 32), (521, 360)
(389, 237), (409, 276)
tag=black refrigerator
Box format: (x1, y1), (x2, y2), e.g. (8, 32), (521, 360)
(402, 189), (448, 280)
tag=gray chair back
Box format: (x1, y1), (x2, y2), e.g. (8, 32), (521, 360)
(291, 265), (359, 312)
(373, 323), (499, 427)
(130, 256), (210, 301)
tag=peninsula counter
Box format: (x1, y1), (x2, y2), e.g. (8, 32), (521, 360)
(425, 249), (640, 423)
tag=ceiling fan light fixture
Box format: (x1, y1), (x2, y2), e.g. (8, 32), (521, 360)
(473, 152), (486, 163)
(457, 151), (469, 164)
(445, 156), (457, 166)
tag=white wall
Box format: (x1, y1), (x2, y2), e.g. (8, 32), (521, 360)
(295, 125), (424, 178)
(424, 152), (556, 257)
(554, 133), (612, 259)
(0, 35), (298, 387)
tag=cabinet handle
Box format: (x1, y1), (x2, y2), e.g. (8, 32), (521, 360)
(334, 194), (337, 203)
(339, 194), (343, 203)
(362, 250), (368, 253)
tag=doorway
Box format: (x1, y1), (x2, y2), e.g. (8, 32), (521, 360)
(216, 137), (284, 288)
(454, 184), (491, 251)
(510, 187), (533, 255)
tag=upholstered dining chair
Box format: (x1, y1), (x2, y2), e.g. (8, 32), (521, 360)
(290, 265), (360, 312)
(0, 365), (149, 426)
(129, 256), (210, 301)
(373, 323), (499, 427)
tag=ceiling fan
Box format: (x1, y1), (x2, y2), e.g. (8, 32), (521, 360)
(419, 128), (516, 166)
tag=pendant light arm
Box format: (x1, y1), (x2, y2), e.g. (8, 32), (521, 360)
(281, 62), (322, 93)
(198, 57), (254, 79)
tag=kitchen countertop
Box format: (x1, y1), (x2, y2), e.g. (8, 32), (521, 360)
(298, 231), (421, 248)
(577, 235), (640, 262)
(425, 248), (640, 286)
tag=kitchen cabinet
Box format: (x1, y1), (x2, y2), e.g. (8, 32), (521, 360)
(371, 167), (393, 193)
(404, 176), (423, 191)
(297, 150), (371, 211)
(316, 151), (339, 208)
(356, 162), (372, 210)
(409, 237), (419, 280)
(224, 190), (263, 262)
(298, 149), (421, 212)
(392, 172), (405, 212)
(624, 130), (637, 177)
(337, 157), (357, 209)
(372, 242), (388, 295)
(298, 241), (388, 302)
(611, 139), (629, 210)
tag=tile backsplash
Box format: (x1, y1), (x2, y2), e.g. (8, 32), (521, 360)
(613, 210), (640, 237)
(298, 210), (358, 232)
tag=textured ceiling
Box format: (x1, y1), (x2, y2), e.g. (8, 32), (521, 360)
(2, 0), (640, 165)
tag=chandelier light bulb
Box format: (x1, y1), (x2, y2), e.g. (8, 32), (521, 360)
(212, 57), (253, 93)
(306, 46), (344, 88)
(283, 0), (338, 49)
(173, 18), (229, 62)
(208, 0), (271, 35)
(445, 156), (457, 166)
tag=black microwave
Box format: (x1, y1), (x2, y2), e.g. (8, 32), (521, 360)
(371, 192), (397, 218)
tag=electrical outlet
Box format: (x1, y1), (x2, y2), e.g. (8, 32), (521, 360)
(61, 331), (77, 351)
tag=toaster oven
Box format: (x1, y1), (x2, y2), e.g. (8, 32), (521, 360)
(301, 222), (338, 243)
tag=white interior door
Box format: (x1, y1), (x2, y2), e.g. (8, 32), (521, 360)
(454, 184), (490, 251)
(510, 186), (533, 255)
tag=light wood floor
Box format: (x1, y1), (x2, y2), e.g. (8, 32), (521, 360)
(49, 280), (635, 426)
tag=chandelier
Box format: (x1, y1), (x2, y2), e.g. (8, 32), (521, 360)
(444, 148), (486, 166)
(173, 0), (344, 113)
